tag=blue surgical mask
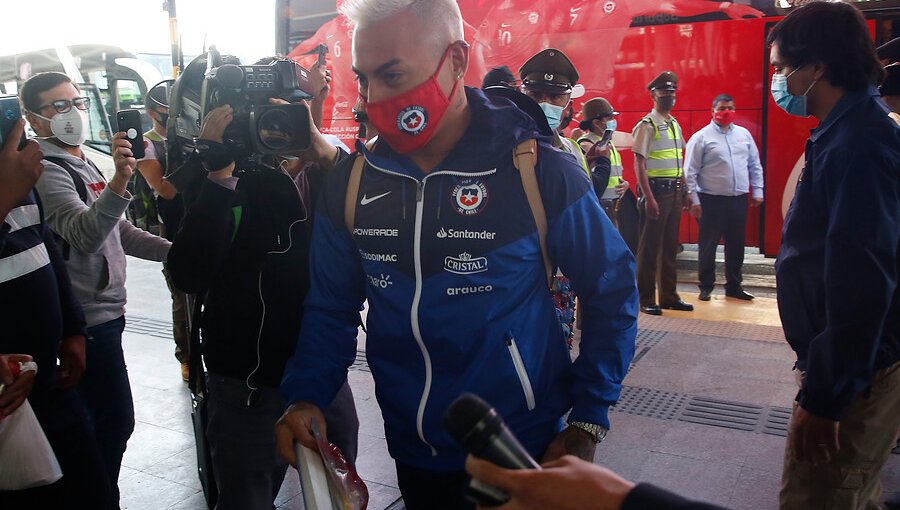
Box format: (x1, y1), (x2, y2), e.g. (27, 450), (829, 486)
(539, 102), (564, 130)
(606, 119), (618, 132)
(771, 68), (817, 117)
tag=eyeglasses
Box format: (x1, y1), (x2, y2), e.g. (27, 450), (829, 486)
(37, 97), (91, 114)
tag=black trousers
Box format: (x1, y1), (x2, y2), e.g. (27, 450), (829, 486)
(637, 180), (683, 307)
(396, 463), (475, 510)
(697, 193), (749, 293)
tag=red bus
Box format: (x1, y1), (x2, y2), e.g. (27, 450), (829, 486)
(278, 0), (900, 256)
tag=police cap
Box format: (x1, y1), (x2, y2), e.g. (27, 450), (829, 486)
(648, 71), (678, 91)
(519, 48), (579, 94)
(877, 37), (900, 63)
(581, 97), (618, 121)
(881, 63), (900, 97)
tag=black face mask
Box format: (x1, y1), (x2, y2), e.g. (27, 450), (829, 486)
(154, 110), (169, 127)
(656, 96), (676, 112)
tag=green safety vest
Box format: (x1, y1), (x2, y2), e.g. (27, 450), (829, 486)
(577, 133), (623, 199)
(642, 115), (684, 178)
(555, 132), (590, 179)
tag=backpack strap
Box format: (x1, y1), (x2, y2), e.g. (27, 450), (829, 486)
(344, 138), (378, 234)
(42, 156), (90, 261)
(512, 139), (553, 289)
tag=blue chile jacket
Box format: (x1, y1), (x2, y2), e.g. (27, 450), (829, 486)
(776, 86), (900, 421)
(282, 87), (638, 471)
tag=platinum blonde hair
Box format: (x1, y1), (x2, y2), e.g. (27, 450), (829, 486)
(340, 0), (464, 48)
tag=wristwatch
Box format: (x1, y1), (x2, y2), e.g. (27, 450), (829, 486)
(568, 421), (608, 444)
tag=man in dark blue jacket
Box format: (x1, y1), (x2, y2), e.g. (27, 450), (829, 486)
(275, 1), (637, 509)
(768, 3), (900, 509)
(0, 119), (109, 508)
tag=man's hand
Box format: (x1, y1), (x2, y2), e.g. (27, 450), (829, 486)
(0, 354), (36, 419)
(790, 405), (840, 465)
(751, 197), (764, 207)
(56, 335), (86, 391)
(690, 204), (702, 219)
(643, 196), (660, 220)
(0, 120), (44, 219)
(541, 425), (597, 463)
(584, 141), (611, 166)
(199, 105), (234, 143)
(268, 98), (339, 169)
(275, 401), (327, 466)
(614, 179), (629, 198)
(309, 64), (332, 103)
(465, 455), (635, 510)
(721, 3), (764, 19)
(109, 132), (148, 196)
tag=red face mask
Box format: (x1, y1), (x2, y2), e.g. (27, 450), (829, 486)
(714, 110), (736, 126)
(364, 46), (459, 154)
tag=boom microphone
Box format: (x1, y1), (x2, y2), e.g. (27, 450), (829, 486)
(443, 393), (541, 506)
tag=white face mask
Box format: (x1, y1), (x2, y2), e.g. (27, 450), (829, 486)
(32, 108), (88, 147)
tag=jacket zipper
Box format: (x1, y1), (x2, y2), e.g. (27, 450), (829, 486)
(364, 156), (496, 455)
(505, 335), (536, 410)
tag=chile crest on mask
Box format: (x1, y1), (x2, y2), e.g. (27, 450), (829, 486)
(363, 44), (460, 154)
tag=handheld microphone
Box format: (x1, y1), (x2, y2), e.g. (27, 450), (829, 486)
(443, 393), (541, 506)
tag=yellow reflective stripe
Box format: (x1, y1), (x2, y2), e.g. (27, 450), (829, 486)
(647, 168), (682, 178)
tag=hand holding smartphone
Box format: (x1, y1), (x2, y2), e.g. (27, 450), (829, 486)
(116, 109), (145, 159)
(0, 95), (26, 150)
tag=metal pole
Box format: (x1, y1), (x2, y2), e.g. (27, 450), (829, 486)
(164, 0), (182, 78)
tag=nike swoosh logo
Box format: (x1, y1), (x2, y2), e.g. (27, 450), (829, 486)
(360, 191), (392, 206)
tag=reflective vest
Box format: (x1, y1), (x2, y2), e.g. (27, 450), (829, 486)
(577, 132), (622, 200)
(555, 132), (590, 179)
(641, 115), (684, 178)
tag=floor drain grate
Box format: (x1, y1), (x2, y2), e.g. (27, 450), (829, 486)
(678, 396), (762, 432)
(350, 350), (370, 372)
(125, 315), (174, 339)
(761, 406), (792, 437)
(611, 386), (689, 420)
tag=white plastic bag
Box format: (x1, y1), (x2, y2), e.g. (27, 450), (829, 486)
(0, 399), (63, 490)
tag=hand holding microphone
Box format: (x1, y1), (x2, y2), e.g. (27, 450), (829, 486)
(443, 393), (541, 506)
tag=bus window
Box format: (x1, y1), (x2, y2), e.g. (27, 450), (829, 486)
(78, 83), (113, 155)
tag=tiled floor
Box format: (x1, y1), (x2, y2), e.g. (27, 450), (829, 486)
(120, 257), (898, 509)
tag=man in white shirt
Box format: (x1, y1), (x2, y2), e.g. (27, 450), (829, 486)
(684, 94), (763, 301)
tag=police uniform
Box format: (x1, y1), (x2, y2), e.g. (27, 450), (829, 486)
(518, 48), (590, 178)
(578, 97), (623, 225)
(632, 71), (692, 314)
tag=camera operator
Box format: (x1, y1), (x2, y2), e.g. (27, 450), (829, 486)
(166, 61), (358, 510)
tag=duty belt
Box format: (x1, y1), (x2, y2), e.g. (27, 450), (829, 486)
(649, 178), (682, 192)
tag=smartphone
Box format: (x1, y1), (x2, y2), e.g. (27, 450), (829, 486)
(0, 95), (26, 150)
(595, 128), (614, 149)
(116, 109), (145, 159)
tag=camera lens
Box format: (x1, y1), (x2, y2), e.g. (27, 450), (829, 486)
(256, 108), (295, 151)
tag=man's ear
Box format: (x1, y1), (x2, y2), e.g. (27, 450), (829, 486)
(810, 60), (827, 82)
(450, 41), (470, 81)
(24, 111), (47, 137)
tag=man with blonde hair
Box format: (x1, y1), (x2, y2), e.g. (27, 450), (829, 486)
(276, 0), (638, 508)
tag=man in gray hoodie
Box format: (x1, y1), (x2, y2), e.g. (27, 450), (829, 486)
(23, 72), (170, 509)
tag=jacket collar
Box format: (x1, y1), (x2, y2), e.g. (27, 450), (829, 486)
(810, 86), (879, 143)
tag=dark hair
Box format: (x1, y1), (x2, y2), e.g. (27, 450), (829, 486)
(766, 2), (881, 91)
(19, 72), (75, 113)
(712, 94), (733, 108)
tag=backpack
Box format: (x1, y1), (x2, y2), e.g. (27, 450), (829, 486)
(125, 168), (161, 236)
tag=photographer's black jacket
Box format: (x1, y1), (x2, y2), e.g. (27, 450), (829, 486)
(168, 156), (345, 388)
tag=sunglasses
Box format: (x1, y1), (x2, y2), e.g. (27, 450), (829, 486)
(37, 97), (91, 114)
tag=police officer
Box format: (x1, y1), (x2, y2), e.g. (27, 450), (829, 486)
(577, 98), (629, 226)
(632, 71), (693, 315)
(519, 48), (589, 176)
